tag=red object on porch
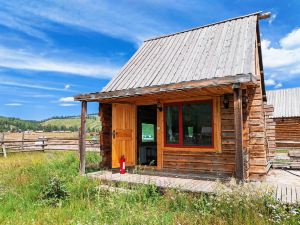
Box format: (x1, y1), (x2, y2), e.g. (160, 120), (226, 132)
(119, 155), (126, 174)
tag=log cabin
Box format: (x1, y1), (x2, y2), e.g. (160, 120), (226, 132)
(267, 87), (300, 149)
(75, 12), (274, 181)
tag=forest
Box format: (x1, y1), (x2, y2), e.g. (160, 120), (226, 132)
(0, 115), (100, 132)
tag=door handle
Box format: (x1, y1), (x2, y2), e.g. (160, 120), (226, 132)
(113, 130), (116, 139)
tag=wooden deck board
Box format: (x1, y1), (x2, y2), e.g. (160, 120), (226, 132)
(88, 171), (300, 204)
(273, 185), (300, 204)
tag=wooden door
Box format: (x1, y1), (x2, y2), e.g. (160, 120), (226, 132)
(112, 103), (136, 168)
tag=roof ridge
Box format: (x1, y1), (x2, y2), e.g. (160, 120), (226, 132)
(144, 11), (262, 42)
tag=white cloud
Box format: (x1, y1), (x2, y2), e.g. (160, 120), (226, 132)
(268, 14), (277, 25)
(59, 103), (76, 107)
(0, 46), (119, 78)
(64, 84), (71, 90)
(265, 78), (276, 86)
(264, 78), (283, 89)
(261, 39), (300, 69)
(5, 103), (22, 106)
(0, 11), (50, 42)
(0, 80), (67, 92)
(274, 83), (282, 89)
(1, 1), (182, 43)
(59, 97), (74, 102)
(261, 28), (300, 81)
(280, 28), (300, 50)
(31, 94), (55, 98)
(20, 94), (55, 98)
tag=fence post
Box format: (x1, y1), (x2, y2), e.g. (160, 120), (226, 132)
(0, 133), (6, 157)
(21, 132), (24, 151)
(2, 144), (7, 158)
(42, 137), (45, 152)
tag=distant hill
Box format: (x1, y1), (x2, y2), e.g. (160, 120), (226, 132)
(0, 115), (101, 132)
(41, 115), (101, 132)
(0, 116), (40, 132)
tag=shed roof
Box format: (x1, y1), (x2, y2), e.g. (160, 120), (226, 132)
(104, 13), (258, 92)
(267, 88), (300, 118)
(76, 12), (265, 101)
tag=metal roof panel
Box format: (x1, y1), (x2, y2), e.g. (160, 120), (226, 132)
(102, 14), (258, 92)
(267, 88), (300, 118)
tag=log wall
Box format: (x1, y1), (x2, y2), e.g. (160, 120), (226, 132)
(264, 104), (276, 159)
(99, 103), (112, 168)
(242, 90), (250, 179)
(245, 35), (270, 180)
(275, 117), (300, 148)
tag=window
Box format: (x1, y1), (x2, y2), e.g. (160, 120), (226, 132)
(164, 101), (213, 148)
(141, 123), (155, 142)
(165, 105), (179, 144)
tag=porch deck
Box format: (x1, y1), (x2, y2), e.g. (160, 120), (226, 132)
(88, 169), (300, 204)
(88, 171), (217, 193)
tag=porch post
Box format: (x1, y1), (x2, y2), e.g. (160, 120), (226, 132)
(233, 84), (244, 181)
(79, 101), (87, 175)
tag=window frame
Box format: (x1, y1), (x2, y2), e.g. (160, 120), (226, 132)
(163, 99), (215, 149)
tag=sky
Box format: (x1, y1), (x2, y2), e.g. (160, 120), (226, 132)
(0, 0), (299, 120)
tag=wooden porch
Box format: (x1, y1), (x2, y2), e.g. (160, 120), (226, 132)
(88, 169), (300, 204)
(77, 83), (248, 179)
(89, 170), (218, 193)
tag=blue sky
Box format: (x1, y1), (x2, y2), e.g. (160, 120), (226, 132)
(0, 0), (299, 120)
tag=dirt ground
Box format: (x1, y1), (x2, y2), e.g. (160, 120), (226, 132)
(3, 132), (79, 140)
(266, 169), (300, 187)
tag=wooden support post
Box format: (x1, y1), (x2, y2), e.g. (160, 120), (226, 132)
(42, 137), (45, 152)
(21, 132), (24, 151)
(0, 133), (6, 158)
(0, 133), (3, 141)
(79, 101), (87, 175)
(233, 84), (244, 181)
(2, 144), (7, 158)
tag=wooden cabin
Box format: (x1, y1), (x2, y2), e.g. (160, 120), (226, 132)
(75, 12), (273, 181)
(267, 87), (300, 149)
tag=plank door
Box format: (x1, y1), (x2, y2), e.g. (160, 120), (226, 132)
(112, 103), (136, 168)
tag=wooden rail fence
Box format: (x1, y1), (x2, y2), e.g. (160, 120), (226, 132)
(0, 134), (100, 157)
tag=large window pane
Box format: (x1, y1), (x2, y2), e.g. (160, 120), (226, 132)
(182, 102), (213, 146)
(165, 105), (179, 144)
(142, 123), (155, 142)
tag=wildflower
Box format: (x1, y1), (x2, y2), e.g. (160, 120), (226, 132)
(290, 208), (297, 215)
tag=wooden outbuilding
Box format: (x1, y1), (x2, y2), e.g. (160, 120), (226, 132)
(267, 87), (300, 149)
(75, 12), (273, 181)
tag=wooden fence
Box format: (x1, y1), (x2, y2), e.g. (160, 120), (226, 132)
(0, 133), (100, 157)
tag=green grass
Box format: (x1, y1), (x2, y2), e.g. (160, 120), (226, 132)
(0, 152), (299, 224)
(275, 149), (289, 153)
(41, 117), (101, 131)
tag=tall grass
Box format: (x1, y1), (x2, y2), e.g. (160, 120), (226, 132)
(0, 152), (299, 224)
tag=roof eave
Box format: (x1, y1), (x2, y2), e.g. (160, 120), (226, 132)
(75, 73), (257, 102)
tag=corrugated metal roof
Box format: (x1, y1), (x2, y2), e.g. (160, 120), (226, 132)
(103, 13), (258, 92)
(267, 88), (300, 118)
